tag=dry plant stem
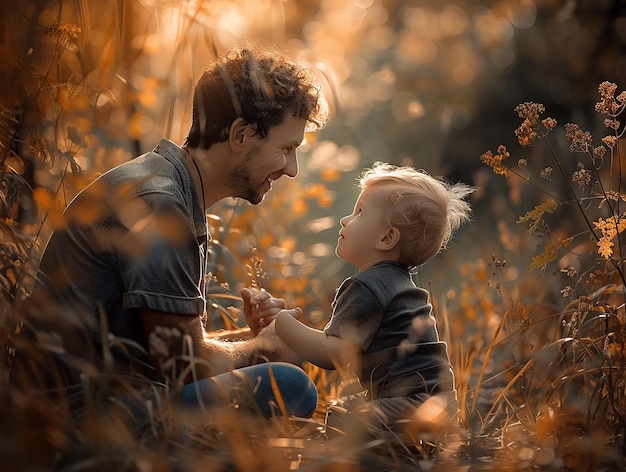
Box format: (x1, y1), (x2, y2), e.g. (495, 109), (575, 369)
(267, 367), (289, 420)
(9, 158), (72, 305)
(210, 299), (243, 327)
(482, 359), (535, 428)
(545, 139), (597, 238)
(470, 289), (511, 414)
(617, 136), (623, 245)
(471, 261), (530, 419)
(604, 355), (626, 427)
(611, 137), (624, 278)
(505, 165), (562, 203)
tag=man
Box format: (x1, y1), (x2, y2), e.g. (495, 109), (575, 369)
(12, 45), (328, 418)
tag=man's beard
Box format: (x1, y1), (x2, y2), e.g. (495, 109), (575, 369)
(230, 145), (266, 205)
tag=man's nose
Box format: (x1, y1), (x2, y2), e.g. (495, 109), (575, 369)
(283, 149), (298, 178)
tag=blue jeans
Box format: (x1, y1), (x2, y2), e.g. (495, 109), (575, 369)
(124, 362), (318, 419)
(179, 362), (317, 417)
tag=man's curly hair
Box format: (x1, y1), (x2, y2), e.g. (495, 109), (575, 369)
(184, 46), (328, 149)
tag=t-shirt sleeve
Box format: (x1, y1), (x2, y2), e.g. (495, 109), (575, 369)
(116, 194), (204, 316)
(323, 278), (384, 351)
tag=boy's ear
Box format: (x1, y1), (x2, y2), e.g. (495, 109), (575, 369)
(229, 117), (249, 151)
(375, 227), (400, 251)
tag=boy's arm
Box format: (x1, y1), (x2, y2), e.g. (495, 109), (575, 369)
(273, 309), (359, 370)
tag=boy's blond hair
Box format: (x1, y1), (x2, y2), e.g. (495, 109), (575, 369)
(359, 161), (474, 268)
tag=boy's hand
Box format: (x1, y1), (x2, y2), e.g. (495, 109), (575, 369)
(240, 288), (287, 336)
(276, 308), (303, 320)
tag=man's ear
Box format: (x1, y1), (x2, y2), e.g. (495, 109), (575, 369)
(229, 117), (249, 151)
(375, 227), (400, 251)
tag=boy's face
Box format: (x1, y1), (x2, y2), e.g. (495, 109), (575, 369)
(336, 185), (391, 271)
(229, 113), (306, 205)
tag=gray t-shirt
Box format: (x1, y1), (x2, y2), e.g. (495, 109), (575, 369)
(324, 261), (456, 400)
(31, 139), (207, 380)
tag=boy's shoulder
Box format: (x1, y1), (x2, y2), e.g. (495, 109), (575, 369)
(354, 261), (410, 280)
(350, 261), (429, 304)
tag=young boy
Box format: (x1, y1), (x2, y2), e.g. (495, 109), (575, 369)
(241, 161), (473, 435)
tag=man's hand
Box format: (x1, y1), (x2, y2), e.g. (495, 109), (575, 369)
(240, 287), (288, 336)
(254, 319), (303, 365)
